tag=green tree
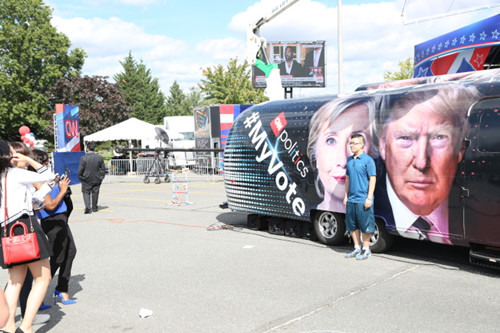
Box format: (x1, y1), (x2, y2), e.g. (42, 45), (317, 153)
(166, 83), (204, 117)
(114, 52), (167, 124)
(384, 57), (414, 81)
(199, 58), (268, 104)
(165, 81), (186, 116)
(182, 87), (204, 114)
(0, 0), (86, 140)
(45, 75), (132, 139)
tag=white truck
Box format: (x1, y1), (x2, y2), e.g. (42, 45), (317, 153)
(164, 116), (196, 168)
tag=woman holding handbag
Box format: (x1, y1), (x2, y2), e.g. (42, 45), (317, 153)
(0, 141), (57, 333)
(10, 142), (52, 325)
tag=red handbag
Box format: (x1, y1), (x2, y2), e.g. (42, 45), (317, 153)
(1, 170), (40, 265)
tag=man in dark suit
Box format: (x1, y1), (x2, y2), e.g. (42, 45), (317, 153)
(279, 46), (304, 77)
(303, 46), (325, 76)
(376, 86), (478, 245)
(78, 142), (106, 214)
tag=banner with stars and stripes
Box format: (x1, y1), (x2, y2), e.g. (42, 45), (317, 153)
(414, 14), (500, 78)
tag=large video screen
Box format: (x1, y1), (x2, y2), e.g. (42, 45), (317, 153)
(252, 40), (326, 88)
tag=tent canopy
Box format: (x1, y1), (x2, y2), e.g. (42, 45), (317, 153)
(84, 118), (158, 142)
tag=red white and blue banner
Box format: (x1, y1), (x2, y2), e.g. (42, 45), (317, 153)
(414, 14), (500, 77)
(55, 104), (81, 152)
(219, 104), (252, 170)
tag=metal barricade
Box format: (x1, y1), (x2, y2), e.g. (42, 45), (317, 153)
(108, 156), (223, 181)
(193, 156), (223, 182)
(195, 156), (210, 175)
(136, 157), (155, 175)
(109, 157), (167, 176)
(108, 159), (130, 175)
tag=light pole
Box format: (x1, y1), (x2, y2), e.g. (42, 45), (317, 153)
(338, 0), (343, 94)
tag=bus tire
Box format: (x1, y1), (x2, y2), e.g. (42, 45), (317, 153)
(370, 218), (394, 253)
(313, 211), (346, 246)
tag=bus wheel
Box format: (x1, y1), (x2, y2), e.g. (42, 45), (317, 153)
(313, 211), (346, 246)
(369, 218), (394, 253)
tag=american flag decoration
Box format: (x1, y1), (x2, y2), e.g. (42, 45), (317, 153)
(414, 14), (500, 77)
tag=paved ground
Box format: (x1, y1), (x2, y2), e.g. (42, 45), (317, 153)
(1, 172), (499, 333)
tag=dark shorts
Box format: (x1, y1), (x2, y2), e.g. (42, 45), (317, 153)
(345, 202), (375, 234)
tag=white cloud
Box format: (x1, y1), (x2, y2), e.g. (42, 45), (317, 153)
(228, 0), (272, 33)
(51, 0), (500, 97)
(195, 38), (247, 61)
(52, 16), (163, 56)
(229, 0), (409, 92)
(147, 41), (190, 60)
(51, 15), (196, 89)
(116, 0), (160, 5)
(402, 0), (500, 23)
(229, 0), (500, 93)
(72, 0), (163, 6)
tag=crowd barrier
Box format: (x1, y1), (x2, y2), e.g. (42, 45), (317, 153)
(107, 157), (223, 181)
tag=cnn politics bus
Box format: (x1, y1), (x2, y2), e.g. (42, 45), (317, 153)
(223, 69), (500, 266)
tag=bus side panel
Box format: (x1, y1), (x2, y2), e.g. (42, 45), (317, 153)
(223, 99), (330, 221)
(222, 71), (500, 253)
(463, 97), (500, 247)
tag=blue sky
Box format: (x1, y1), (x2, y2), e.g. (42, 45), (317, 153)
(44, 0), (500, 98)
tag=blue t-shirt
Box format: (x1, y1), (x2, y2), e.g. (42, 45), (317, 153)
(36, 185), (67, 220)
(346, 152), (376, 204)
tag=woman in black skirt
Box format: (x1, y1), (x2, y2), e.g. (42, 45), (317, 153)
(0, 141), (56, 333)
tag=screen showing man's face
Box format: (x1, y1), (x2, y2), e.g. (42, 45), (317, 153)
(285, 47), (294, 62)
(380, 102), (463, 216)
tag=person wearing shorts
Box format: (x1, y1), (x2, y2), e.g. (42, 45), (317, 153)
(343, 134), (376, 260)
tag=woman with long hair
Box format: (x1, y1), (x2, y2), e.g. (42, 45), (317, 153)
(0, 141), (56, 333)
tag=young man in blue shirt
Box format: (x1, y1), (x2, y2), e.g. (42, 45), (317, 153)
(343, 134), (377, 260)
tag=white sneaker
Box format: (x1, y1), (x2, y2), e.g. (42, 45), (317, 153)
(31, 313), (50, 325)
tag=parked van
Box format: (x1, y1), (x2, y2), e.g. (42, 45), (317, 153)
(223, 69), (500, 266)
(164, 116), (195, 168)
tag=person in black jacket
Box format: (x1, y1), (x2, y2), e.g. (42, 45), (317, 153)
(78, 142), (105, 214)
(303, 46), (324, 76)
(278, 46), (304, 77)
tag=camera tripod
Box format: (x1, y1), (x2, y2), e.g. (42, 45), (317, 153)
(143, 149), (171, 184)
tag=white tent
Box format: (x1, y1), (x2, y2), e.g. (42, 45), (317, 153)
(83, 117), (158, 143)
(84, 118), (160, 173)
(83, 117), (184, 173)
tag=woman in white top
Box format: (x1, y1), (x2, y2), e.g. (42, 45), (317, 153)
(0, 140), (56, 333)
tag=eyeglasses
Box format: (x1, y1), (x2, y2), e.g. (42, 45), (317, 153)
(349, 142), (362, 146)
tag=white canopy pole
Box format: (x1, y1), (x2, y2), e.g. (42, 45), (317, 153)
(128, 139), (133, 174)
